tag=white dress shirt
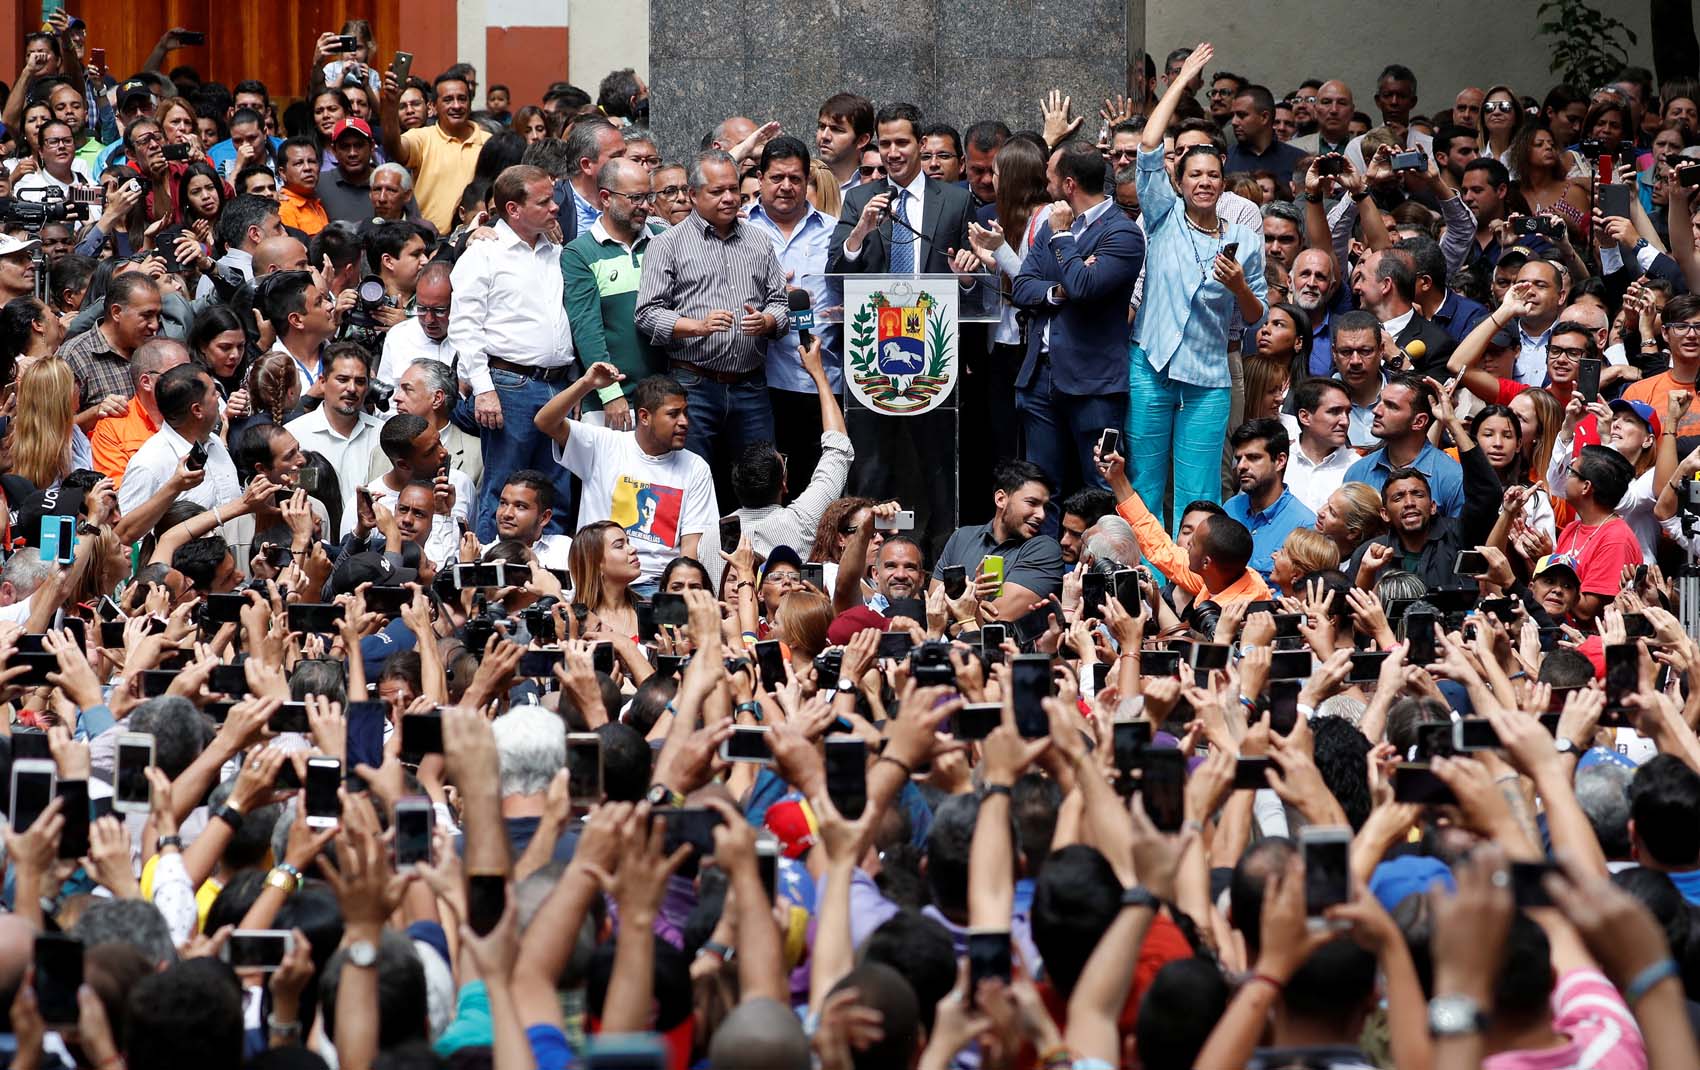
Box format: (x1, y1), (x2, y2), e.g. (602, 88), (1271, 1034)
(377, 318), (457, 389)
(840, 168), (927, 264)
(118, 422), (243, 537)
(448, 220), (573, 395)
(1285, 438), (1361, 514)
(481, 531), (573, 571)
(284, 406), (385, 535)
(1515, 321), (1554, 386)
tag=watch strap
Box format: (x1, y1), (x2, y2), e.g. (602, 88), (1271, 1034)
(215, 804), (245, 830)
(1120, 885), (1159, 910)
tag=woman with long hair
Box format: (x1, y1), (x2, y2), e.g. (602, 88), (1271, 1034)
(230, 351), (301, 442)
(0, 297), (66, 384)
(1512, 387), (1563, 482)
(1250, 301), (1311, 435)
(569, 520), (643, 641)
(1477, 85), (1523, 169)
(1580, 100), (1629, 147)
(1510, 124), (1590, 241)
(1470, 403), (1555, 539)
(308, 89), (351, 165)
(8, 356), (87, 490)
(190, 305), (252, 425)
(659, 556), (715, 596)
(1314, 482), (1387, 561)
(7, 103), (52, 167)
(514, 106), (553, 146)
(1128, 43), (1266, 522)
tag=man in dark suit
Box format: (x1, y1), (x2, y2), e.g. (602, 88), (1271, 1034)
(828, 102), (978, 558)
(1352, 246), (1455, 379)
(1011, 143), (1145, 499)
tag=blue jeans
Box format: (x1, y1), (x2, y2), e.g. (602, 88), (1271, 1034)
(1126, 349), (1231, 535)
(462, 368), (576, 541)
(1016, 359), (1126, 533)
(675, 368), (775, 469)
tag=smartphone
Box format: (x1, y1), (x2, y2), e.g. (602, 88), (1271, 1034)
(1090, 661), (1110, 692)
(1187, 642), (1230, 672)
(1268, 679), (1302, 735)
(1455, 550), (1489, 577)
(453, 563), (498, 590)
(1392, 762), (1457, 804)
(198, 591), (247, 626)
(1268, 649), (1313, 680)
(720, 725), (773, 764)
(1478, 596), (1517, 621)
(1113, 720), (1152, 775)
(214, 928), (292, 975)
(518, 648), (565, 679)
(1577, 358), (1602, 403)
(390, 51), (414, 84)
(1234, 756), (1275, 790)
(1510, 860), (1556, 908)
(1315, 153), (1346, 176)
(980, 623), (1008, 664)
(140, 669), (178, 697)
(1453, 718), (1501, 752)
(332, 34), (361, 52)
(1599, 182), (1633, 221)
(873, 510), (915, 532)
(953, 702), (1002, 741)
(467, 873), (506, 936)
(1301, 827), (1351, 919)
(1010, 654), (1052, 738)
(89, 47), (106, 71)
(566, 733), (603, 806)
(113, 732), (155, 815)
(10, 729), (50, 761)
(304, 757), (343, 828)
(1139, 748), (1185, 832)
(824, 736), (867, 819)
(801, 561), (825, 590)
(1622, 612), (1655, 640)
(10, 759), (56, 831)
(400, 712), (444, 758)
(1112, 567), (1143, 613)
(33, 934), (83, 1026)
(967, 928), (1012, 1003)
(162, 142), (192, 162)
(1605, 642), (1638, 709)
(656, 807), (724, 878)
(652, 592), (689, 629)
(1143, 648), (1182, 677)
(753, 639), (787, 692)
(942, 564), (967, 598)
(756, 836), (779, 901)
(1404, 610), (1438, 666)
(877, 630), (913, 659)
(1391, 148), (1427, 171)
(56, 778), (88, 860)
(981, 554), (1005, 597)
(265, 702), (309, 734)
(394, 797), (434, 870)
(362, 585), (412, 618)
(287, 602), (345, 633)
(1097, 427), (1122, 458)
(177, 30), (207, 45)
(39, 514), (75, 565)
(1348, 650), (1390, 683)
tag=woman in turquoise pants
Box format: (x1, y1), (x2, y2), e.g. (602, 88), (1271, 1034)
(1125, 42), (1267, 532)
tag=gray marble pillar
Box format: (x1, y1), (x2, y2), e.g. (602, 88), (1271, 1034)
(649, 0), (1143, 160)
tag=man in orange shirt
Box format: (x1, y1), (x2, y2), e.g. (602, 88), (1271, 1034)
(89, 338), (190, 489)
(1625, 292), (1700, 444)
(1098, 446), (1271, 605)
(276, 137), (329, 236)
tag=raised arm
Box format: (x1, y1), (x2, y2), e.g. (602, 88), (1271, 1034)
(532, 362), (625, 447)
(1142, 44), (1213, 151)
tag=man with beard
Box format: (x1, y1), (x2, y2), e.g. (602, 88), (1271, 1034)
(481, 470), (572, 570)
(815, 92), (874, 197)
(1223, 419), (1315, 583)
(285, 343), (384, 534)
(1344, 373), (1466, 515)
(930, 459), (1064, 622)
(562, 157), (669, 431)
(1290, 248), (1340, 373)
(1346, 448), (1500, 592)
(826, 534), (930, 643)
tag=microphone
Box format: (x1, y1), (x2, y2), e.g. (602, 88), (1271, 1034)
(787, 289), (815, 348)
(1390, 337), (1426, 371)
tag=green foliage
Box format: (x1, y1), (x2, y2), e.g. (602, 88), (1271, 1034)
(1537, 0), (1639, 90)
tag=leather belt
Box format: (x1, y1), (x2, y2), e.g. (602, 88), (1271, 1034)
(490, 357), (573, 384)
(670, 359), (759, 385)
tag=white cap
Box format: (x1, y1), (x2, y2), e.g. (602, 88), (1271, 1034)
(0, 234), (41, 257)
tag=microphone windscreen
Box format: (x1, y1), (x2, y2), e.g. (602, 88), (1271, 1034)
(1405, 339), (1427, 360)
(787, 288), (815, 332)
(786, 289), (812, 311)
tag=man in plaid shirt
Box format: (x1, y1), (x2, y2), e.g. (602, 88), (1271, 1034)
(60, 272), (162, 411)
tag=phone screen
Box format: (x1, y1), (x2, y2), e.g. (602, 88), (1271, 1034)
(11, 768), (54, 830)
(1268, 680), (1301, 735)
(723, 726), (773, 762)
(1348, 650), (1389, 683)
(1455, 550), (1489, 576)
(305, 759), (342, 826)
(287, 602), (346, 633)
(400, 713), (444, 758)
(1605, 643), (1638, 706)
(1392, 763), (1458, 804)
(1113, 721), (1151, 774)
(754, 640), (787, 692)
(1140, 749), (1185, 832)
(395, 803), (433, 868)
(519, 649), (565, 678)
(1010, 655), (1052, 738)
(115, 740), (153, 810)
(1405, 611), (1438, 665)
(967, 929), (1012, 998)
(1302, 834), (1350, 915)
(226, 931), (290, 970)
(1268, 650), (1313, 680)
(34, 934), (83, 1024)
(566, 734), (603, 803)
(825, 738), (867, 818)
(1233, 756), (1274, 790)
(1188, 642), (1230, 671)
(953, 703), (1001, 741)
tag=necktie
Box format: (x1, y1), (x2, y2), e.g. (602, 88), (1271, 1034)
(889, 189), (914, 274)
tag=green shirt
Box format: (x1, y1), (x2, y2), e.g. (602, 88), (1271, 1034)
(561, 219), (668, 411)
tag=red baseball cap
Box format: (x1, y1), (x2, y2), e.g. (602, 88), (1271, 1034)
(332, 117), (374, 142)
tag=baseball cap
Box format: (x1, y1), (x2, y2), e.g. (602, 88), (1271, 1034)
(117, 79), (153, 109)
(331, 117), (374, 142)
(1532, 552), (1581, 583)
(760, 544), (804, 584)
(762, 797), (819, 859)
(1369, 855), (1456, 912)
(0, 235), (41, 257)
(329, 551), (418, 598)
(1607, 398), (1662, 438)
(14, 486), (87, 549)
(1488, 325), (1518, 349)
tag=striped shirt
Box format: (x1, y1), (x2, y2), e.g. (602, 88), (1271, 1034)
(633, 211), (791, 375)
(60, 323), (136, 410)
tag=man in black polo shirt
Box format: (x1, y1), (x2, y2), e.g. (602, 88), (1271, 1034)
(929, 459), (1063, 621)
(1225, 85), (1307, 177)
(318, 118), (379, 225)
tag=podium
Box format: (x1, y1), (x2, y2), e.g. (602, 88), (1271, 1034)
(808, 272), (1001, 560)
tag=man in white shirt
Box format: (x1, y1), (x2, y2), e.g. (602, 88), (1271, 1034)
(285, 344), (384, 535)
(260, 269), (338, 395)
(448, 164), (575, 541)
(1285, 379), (1359, 514)
(213, 195), (284, 286)
(483, 470), (573, 570)
(362, 413), (472, 567)
(119, 364), (243, 529)
(376, 262), (455, 390)
(535, 363), (716, 593)
(370, 357), (480, 487)
(1344, 65), (1434, 174)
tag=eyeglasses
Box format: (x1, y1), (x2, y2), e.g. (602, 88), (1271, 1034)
(918, 151), (958, 162)
(1667, 321), (1700, 335)
(858, 164), (887, 177)
(1207, 88), (1233, 98)
(764, 570), (801, 583)
(627, 154), (661, 167)
(415, 305), (450, 317)
(1547, 345), (1587, 360)
(1109, 147), (1139, 159)
(1483, 100), (1517, 114)
(132, 132), (163, 147)
(602, 187), (657, 205)
(41, 137), (73, 148)
(1295, 95), (1318, 104)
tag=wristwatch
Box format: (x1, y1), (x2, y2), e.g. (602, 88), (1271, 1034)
(646, 783), (683, 808)
(345, 939), (379, 969)
(1555, 736), (1578, 756)
(215, 803), (246, 830)
(1120, 885), (1159, 910)
(1427, 994), (1487, 1037)
(697, 940), (735, 963)
(835, 676), (857, 694)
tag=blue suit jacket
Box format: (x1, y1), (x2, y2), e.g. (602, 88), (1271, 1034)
(1009, 206), (1145, 395)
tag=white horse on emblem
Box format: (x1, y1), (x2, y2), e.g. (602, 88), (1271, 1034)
(880, 341), (924, 373)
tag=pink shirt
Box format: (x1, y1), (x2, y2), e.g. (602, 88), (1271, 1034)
(1484, 970), (1646, 1070)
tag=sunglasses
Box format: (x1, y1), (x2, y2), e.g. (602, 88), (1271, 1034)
(858, 164), (887, 177)
(1483, 100), (1517, 114)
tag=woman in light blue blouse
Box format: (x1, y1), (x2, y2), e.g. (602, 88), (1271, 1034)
(1126, 43), (1267, 530)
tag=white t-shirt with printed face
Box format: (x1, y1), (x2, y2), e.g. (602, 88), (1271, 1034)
(554, 422), (718, 584)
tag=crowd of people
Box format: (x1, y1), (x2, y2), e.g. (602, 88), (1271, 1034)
(2, 10), (1700, 1070)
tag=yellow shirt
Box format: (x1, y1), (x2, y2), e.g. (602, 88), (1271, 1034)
(398, 122), (492, 232)
(278, 187), (329, 235)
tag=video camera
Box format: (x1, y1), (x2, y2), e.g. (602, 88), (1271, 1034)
(340, 274), (399, 354)
(0, 186), (103, 228)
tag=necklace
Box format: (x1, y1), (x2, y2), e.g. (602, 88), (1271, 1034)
(1182, 214), (1222, 277)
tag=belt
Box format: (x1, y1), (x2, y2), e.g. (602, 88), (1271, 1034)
(490, 357), (574, 384)
(670, 360), (760, 386)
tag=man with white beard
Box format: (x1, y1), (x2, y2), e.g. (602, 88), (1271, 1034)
(1290, 247), (1341, 375)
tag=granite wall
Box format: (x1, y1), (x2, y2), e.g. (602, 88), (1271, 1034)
(648, 0), (1145, 161)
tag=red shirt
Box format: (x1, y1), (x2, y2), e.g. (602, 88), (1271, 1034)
(1555, 516), (1642, 597)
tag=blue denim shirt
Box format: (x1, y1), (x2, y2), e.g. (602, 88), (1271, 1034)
(1224, 486), (1318, 583)
(744, 202), (843, 394)
(1344, 441), (1466, 518)
(1132, 145), (1266, 388)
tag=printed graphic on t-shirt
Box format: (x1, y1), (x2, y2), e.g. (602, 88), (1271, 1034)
(612, 475), (683, 548)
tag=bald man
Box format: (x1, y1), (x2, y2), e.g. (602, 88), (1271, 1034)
(90, 337), (193, 485)
(1295, 79), (1354, 156)
(711, 115), (758, 152)
(1453, 87), (1486, 130)
(253, 236), (309, 276)
(708, 998), (810, 1070)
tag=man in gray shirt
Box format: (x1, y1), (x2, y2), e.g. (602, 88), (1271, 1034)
(318, 118), (379, 225)
(930, 459), (1064, 622)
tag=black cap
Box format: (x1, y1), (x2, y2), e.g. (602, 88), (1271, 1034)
(13, 486), (85, 549)
(329, 551), (418, 597)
